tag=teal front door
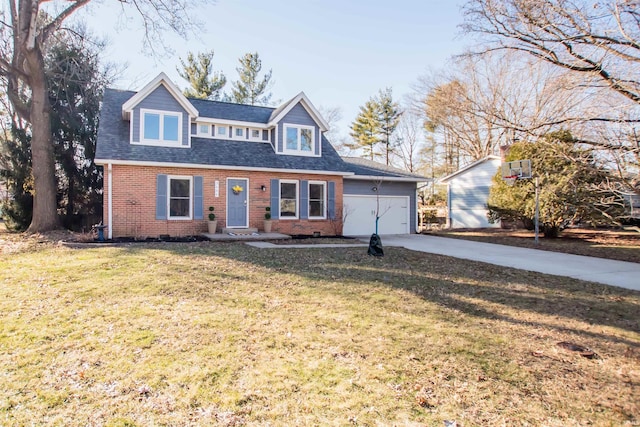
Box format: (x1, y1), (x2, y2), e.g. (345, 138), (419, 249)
(227, 178), (248, 228)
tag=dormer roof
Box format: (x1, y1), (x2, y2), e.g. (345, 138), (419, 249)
(121, 72), (199, 119)
(268, 92), (329, 131)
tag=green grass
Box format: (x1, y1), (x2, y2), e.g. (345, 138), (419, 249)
(0, 241), (639, 426)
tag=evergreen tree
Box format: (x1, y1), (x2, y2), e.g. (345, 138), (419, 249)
(349, 99), (381, 161)
(0, 123), (33, 231)
(487, 132), (626, 237)
(46, 32), (110, 230)
(177, 50), (226, 100)
(350, 89), (402, 163)
(228, 52), (273, 106)
(1, 30), (110, 231)
(377, 88), (401, 166)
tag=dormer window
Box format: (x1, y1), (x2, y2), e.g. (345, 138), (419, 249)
(235, 128), (244, 137)
(141, 109), (182, 146)
(198, 124), (210, 136)
(284, 124), (314, 155)
(218, 126), (227, 136)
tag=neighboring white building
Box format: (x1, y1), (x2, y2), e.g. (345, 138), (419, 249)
(439, 156), (502, 229)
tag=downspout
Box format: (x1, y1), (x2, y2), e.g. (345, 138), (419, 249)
(108, 163), (113, 239)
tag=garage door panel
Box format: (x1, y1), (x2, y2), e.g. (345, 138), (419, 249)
(343, 195), (409, 235)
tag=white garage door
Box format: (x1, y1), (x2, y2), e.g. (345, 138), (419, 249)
(343, 195), (410, 235)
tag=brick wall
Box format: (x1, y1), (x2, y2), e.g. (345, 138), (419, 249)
(104, 165), (344, 238)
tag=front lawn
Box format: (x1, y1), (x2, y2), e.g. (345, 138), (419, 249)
(1, 240), (638, 426)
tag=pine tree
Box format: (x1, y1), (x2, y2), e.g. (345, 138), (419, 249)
(377, 88), (401, 166)
(0, 123), (33, 231)
(177, 50), (226, 100)
(350, 89), (402, 163)
(349, 100), (381, 161)
(1, 30), (110, 231)
(46, 32), (109, 230)
(228, 52), (273, 106)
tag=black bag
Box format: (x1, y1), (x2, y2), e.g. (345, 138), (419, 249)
(368, 233), (384, 257)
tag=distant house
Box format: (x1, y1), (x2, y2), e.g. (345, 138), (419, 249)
(94, 72), (426, 239)
(439, 156), (501, 229)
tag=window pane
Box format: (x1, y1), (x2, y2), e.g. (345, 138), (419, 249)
(163, 115), (179, 141)
(236, 128), (244, 136)
(170, 199), (189, 217)
(301, 129), (312, 151)
(280, 200), (296, 217)
(281, 182), (296, 199)
(252, 129), (261, 138)
(199, 124), (209, 134)
(170, 179), (190, 198)
(144, 113), (160, 140)
(309, 200), (323, 217)
(286, 127), (298, 150)
(309, 183), (323, 200)
(218, 127), (226, 135)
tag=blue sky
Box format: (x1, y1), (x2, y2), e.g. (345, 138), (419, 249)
(75, 0), (467, 136)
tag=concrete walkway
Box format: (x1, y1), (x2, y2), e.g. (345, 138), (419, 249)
(247, 235), (640, 291)
(380, 235), (640, 291)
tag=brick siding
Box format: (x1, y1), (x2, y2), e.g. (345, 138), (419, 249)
(104, 165), (344, 238)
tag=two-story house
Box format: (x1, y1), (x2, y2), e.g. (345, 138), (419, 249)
(95, 73), (425, 239)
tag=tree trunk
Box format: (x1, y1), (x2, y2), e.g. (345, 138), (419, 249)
(26, 50), (60, 233)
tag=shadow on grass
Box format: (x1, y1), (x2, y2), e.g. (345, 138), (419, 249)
(102, 241), (640, 348)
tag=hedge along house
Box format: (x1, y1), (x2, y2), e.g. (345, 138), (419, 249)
(439, 156), (502, 229)
(95, 73), (426, 239)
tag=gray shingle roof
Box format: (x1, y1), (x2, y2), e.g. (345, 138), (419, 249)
(341, 157), (428, 181)
(95, 88), (424, 181)
(189, 97), (275, 123)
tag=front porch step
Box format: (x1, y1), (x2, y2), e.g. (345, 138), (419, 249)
(221, 227), (259, 235)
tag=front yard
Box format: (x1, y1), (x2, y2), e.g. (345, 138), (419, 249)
(0, 238), (638, 426)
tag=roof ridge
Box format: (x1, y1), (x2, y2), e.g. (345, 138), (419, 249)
(188, 97), (276, 110)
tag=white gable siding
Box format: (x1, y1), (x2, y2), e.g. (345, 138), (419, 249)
(131, 85), (190, 146)
(446, 158), (501, 229)
(276, 103), (321, 155)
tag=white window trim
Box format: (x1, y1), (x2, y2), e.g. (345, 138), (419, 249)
(139, 108), (183, 147)
(282, 123), (317, 157)
(249, 128), (263, 141)
(168, 175), (193, 220)
(217, 126), (228, 136)
(235, 127), (244, 138)
(197, 123), (211, 137)
(308, 181), (327, 219)
(279, 179), (299, 220)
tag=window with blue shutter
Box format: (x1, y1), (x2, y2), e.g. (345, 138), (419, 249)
(194, 176), (203, 219)
(156, 174), (168, 220)
(300, 180), (309, 219)
(328, 181), (336, 220)
(270, 179), (280, 219)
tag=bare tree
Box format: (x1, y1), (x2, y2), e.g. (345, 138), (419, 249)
(0, 0), (213, 233)
(462, 0), (640, 106)
(393, 108), (424, 173)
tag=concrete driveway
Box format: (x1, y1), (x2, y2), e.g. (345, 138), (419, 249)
(378, 234), (640, 291)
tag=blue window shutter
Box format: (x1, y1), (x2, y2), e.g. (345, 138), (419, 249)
(156, 174), (168, 220)
(194, 176), (203, 219)
(270, 179), (280, 219)
(300, 180), (309, 219)
(328, 181), (336, 220)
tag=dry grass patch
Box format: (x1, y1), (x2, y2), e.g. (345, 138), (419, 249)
(432, 228), (640, 263)
(0, 240), (638, 426)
